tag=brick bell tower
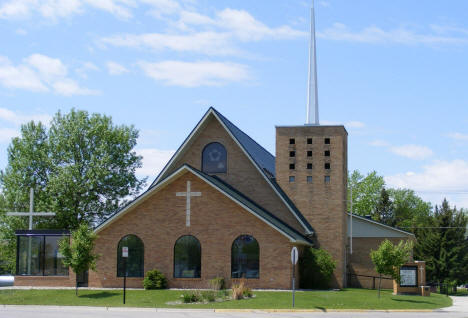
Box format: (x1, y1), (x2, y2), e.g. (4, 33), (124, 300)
(275, 125), (348, 288)
(275, 0), (348, 288)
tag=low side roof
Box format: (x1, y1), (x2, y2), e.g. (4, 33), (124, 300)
(348, 213), (415, 238)
(95, 164), (312, 245)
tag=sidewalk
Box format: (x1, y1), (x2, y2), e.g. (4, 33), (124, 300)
(439, 296), (468, 312)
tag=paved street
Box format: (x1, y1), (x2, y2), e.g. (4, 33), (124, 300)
(0, 297), (467, 318)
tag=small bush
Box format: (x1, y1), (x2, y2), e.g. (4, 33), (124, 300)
(201, 290), (216, 302)
(181, 291), (200, 303)
(143, 269), (167, 290)
(232, 280), (251, 300)
(210, 277), (225, 290)
(299, 247), (336, 289)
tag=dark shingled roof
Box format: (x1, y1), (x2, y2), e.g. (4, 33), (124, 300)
(213, 108), (276, 177)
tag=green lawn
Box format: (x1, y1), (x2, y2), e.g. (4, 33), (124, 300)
(0, 288), (452, 310)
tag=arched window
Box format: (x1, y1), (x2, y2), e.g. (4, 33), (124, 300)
(174, 235), (201, 278)
(202, 142), (227, 173)
(117, 235), (144, 277)
(231, 235), (259, 278)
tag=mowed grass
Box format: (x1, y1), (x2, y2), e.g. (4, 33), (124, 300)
(0, 288), (452, 310)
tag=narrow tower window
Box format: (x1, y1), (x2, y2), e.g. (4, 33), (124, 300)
(307, 138), (312, 144)
(324, 138), (330, 144)
(289, 176), (295, 183)
(289, 163), (295, 170)
(325, 163), (330, 169)
(289, 138), (295, 145)
(324, 150), (330, 157)
(307, 151), (312, 157)
(307, 163), (312, 170)
(324, 176), (330, 183)
(289, 151), (296, 157)
(307, 176), (313, 183)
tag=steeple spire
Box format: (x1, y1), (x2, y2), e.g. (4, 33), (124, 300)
(306, 0), (319, 125)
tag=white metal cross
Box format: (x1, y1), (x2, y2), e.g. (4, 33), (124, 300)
(6, 188), (55, 275)
(7, 188), (55, 230)
(176, 181), (201, 227)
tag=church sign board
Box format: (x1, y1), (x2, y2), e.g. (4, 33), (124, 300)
(399, 266), (418, 287)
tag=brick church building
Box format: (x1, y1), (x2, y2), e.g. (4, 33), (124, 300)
(15, 107), (414, 289)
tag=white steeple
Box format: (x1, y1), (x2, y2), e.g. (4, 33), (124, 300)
(306, 0), (319, 125)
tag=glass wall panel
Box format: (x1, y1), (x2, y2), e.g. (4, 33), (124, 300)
(231, 235), (259, 278)
(174, 235), (201, 278)
(44, 236), (68, 276)
(117, 235), (144, 277)
(17, 236), (43, 276)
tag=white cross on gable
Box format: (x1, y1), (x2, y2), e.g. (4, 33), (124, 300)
(176, 181), (201, 227)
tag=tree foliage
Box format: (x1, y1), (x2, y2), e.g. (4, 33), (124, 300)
(0, 109), (145, 272)
(299, 247), (336, 289)
(370, 239), (413, 297)
(59, 223), (99, 295)
(414, 199), (468, 285)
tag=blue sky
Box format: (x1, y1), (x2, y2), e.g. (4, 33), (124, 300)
(0, 0), (467, 209)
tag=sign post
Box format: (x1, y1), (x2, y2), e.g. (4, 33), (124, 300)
(291, 246), (298, 308)
(122, 246), (128, 304)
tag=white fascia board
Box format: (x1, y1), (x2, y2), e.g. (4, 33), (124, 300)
(211, 112), (313, 235)
(347, 213), (415, 237)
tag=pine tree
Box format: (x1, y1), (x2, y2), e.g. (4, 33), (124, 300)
(415, 199), (468, 285)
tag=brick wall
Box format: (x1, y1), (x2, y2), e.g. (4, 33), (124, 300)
(89, 172), (297, 289)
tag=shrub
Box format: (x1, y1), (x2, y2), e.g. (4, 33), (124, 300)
(181, 291), (200, 303)
(299, 247), (336, 289)
(201, 290), (216, 302)
(143, 269), (167, 290)
(232, 280), (251, 300)
(210, 277), (225, 290)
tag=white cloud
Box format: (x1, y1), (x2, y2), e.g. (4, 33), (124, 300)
(16, 28), (27, 35)
(0, 0), (134, 20)
(369, 139), (390, 147)
(346, 121), (365, 129)
(318, 22), (468, 46)
(385, 160), (468, 208)
(0, 56), (48, 92)
(135, 148), (175, 177)
(0, 54), (98, 96)
(52, 79), (99, 96)
(138, 60), (250, 87)
(0, 107), (52, 125)
(75, 61), (99, 78)
(84, 0), (133, 20)
(390, 144), (433, 160)
(0, 127), (20, 142)
(448, 132), (468, 141)
(100, 7), (305, 56)
(101, 31), (238, 56)
(106, 61), (129, 75)
(142, 0), (181, 16)
(25, 54), (67, 80)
